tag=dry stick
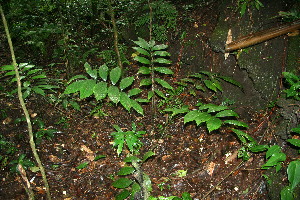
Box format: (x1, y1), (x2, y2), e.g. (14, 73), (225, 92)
(0, 5), (52, 200)
(18, 164), (35, 200)
(108, 0), (123, 70)
(201, 160), (245, 200)
(225, 19), (300, 52)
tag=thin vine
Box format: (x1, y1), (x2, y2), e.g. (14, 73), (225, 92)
(0, 4), (51, 200)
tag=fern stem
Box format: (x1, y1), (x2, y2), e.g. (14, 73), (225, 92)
(0, 5), (51, 200)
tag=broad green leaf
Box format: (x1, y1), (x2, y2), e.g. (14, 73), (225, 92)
(115, 189), (130, 200)
(23, 81), (30, 87)
(155, 78), (173, 90)
(231, 129), (247, 144)
(199, 71), (213, 76)
(113, 124), (122, 132)
(182, 192), (192, 200)
(69, 101), (80, 111)
(120, 92), (132, 111)
(128, 88), (142, 97)
(108, 86), (120, 104)
(218, 76), (242, 88)
(94, 155), (106, 161)
(32, 87), (45, 96)
(133, 37), (150, 50)
(93, 82), (107, 100)
(110, 67), (122, 85)
(280, 186), (293, 200)
(224, 120), (249, 128)
(142, 151), (155, 162)
(262, 152), (286, 169)
(148, 91), (154, 99)
(194, 112), (212, 126)
(136, 98), (150, 103)
(189, 73), (202, 79)
(164, 105), (190, 117)
(240, 3), (247, 16)
(140, 78), (152, 86)
(5, 71), (16, 76)
(132, 47), (150, 56)
(232, 128), (256, 144)
(131, 183), (142, 199)
(153, 50), (171, 57)
(180, 78), (195, 83)
(79, 79), (96, 99)
(215, 110), (239, 118)
(23, 89), (31, 99)
(38, 85), (59, 89)
(21, 63), (35, 71)
(249, 145), (269, 153)
(131, 99), (144, 115)
(27, 69), (41, 75)
(84, 62), (97, 79)
(206, 117), (222, 132)
(76, 162), (89, 169)
(153, 58), (171, 64)
(287, 160), (300, 189)
(155, 89), (166, 99)
(184, 110), (200, 124)
(67, 75), (88, 84)
(32, 74), (46, 79)
(152, 44), (168, 51)
(64, 80), (84, 94)
(204, 80), (217, 92)
(212, 79), (222, 91)
(0, 65), (14, 71)
(198, 104), (228, 113)
(287, 139), (300, 147)
(125, 132), (143, 154)
(154, 67), (174, 75)
(291, 127), (300, 133)
(111, 132), (124, 156)
(148, 40), (156, 48)
(112, 178), (133, 189)
(124, 156), (140, 163)
(261, 145), (286, 169)
(266, 145), (281, 159)
(120, 77), (134, 91)
(138, 66), (151, 74)
(118, 167), (135, 175)
(99, 64), (109, 81)
(134, 56), (151, 65)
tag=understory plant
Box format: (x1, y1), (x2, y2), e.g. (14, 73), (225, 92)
(177, 71), (242, 94)
(133, 37), (173, 114)
(111, 123), (192, 200)
(134, 0), (177, 42)
(282, 72), (300, 101)
(0, 63), (58, 98)
(236, 0), (264, 16)
(64, 62), (143, 115)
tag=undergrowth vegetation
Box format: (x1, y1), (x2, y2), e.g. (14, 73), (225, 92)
(0, 0), (299, 199)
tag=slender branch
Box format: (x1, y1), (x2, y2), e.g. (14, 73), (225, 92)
(108, 0), (123, 70)
(148, 0), (153, 41)
(0, 5), (51, 200)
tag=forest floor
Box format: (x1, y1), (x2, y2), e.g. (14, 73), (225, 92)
(0, 1), (298, 200)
